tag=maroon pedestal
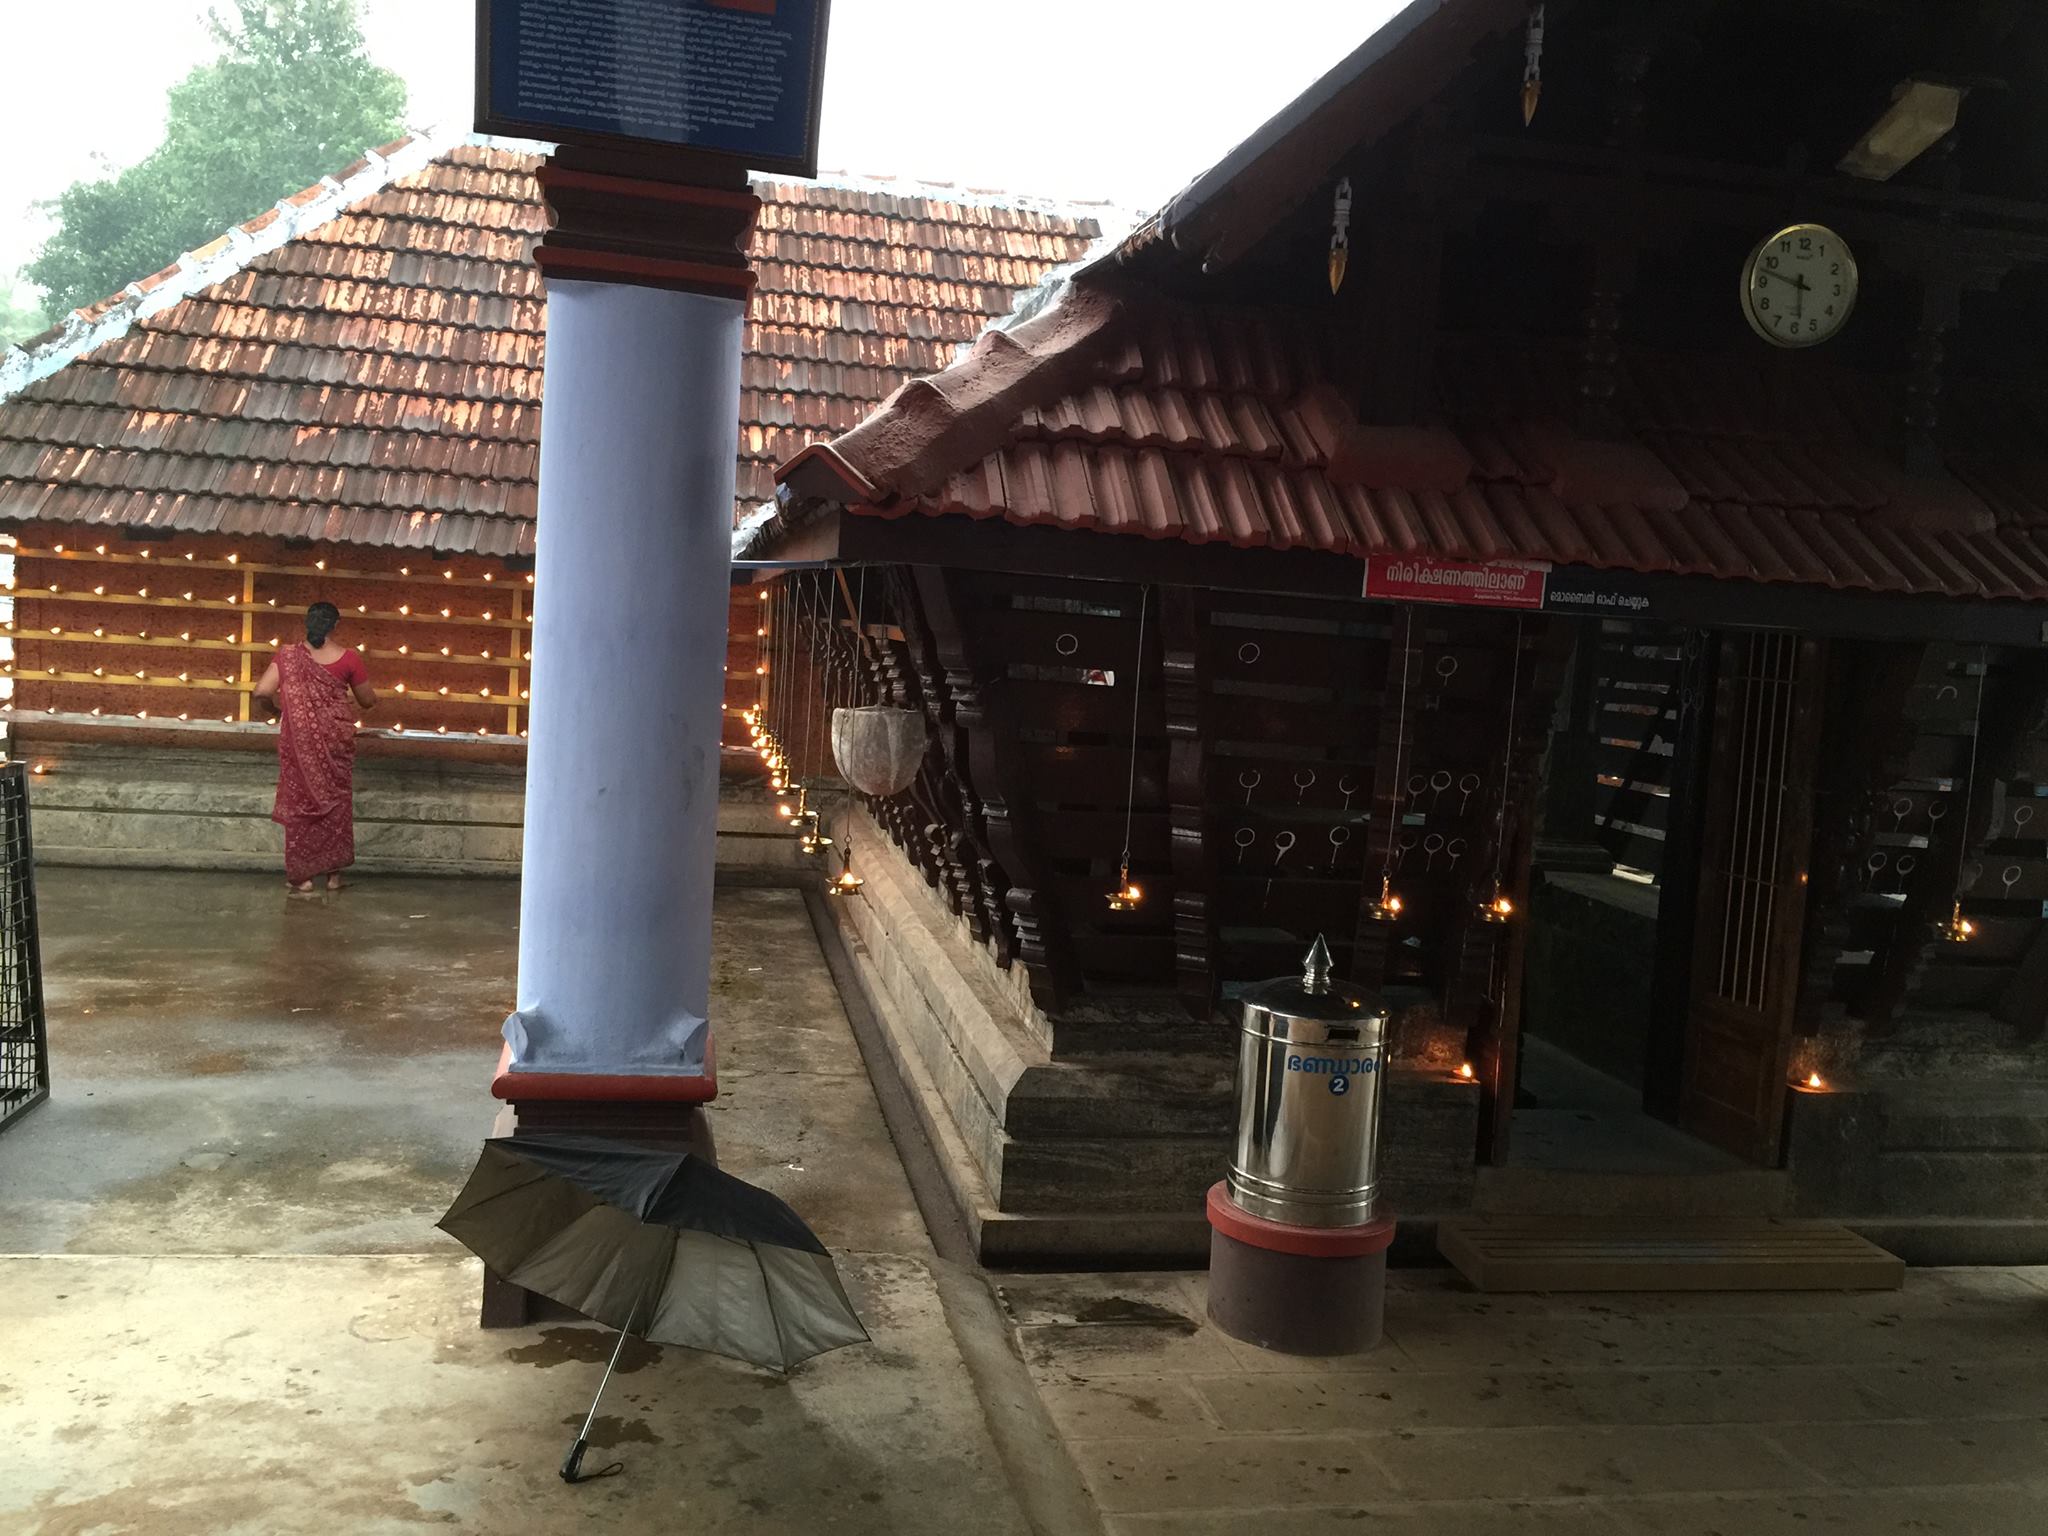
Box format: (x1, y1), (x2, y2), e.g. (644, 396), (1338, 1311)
(1205, 1182), (1396, 1357)
(477, 1041), (720, 1329)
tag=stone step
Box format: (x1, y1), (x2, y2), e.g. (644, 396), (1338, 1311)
(1475, 1165), (1792, 1218)
(1846, 1216), (2048, 1266)
(1876, 1080), (2048, 1152)
(1002, 1053), (1236, 1140)
(1869, 1150), (2048, 1217)
(1438, 1215), (1904, 1292)
(1855, 1010), (2048, 1083)
(998, 1135), (1227, 1214)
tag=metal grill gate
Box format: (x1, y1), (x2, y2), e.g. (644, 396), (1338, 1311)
(1681, 633), (1825, 1164)
(0, 763), (49, 1134)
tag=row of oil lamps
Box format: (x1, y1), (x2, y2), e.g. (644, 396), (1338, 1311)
(753, 701), (1978, 945)
(1366, 870), (1516, 928)
(747, 707), (865, 897)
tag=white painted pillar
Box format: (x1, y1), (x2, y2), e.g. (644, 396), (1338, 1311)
(501, 277), (741, 1079)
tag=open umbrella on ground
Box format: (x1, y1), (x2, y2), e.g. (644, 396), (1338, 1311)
(438, 1133), (869, 1482)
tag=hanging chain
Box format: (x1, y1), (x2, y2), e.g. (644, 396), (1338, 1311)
(1118, 587), (1150, 877)
(797, 571), (824, 788)
(1954, 644), (1989, 889)
(1492, 614), (1526, 879)
(1382, 608), (1415, 876)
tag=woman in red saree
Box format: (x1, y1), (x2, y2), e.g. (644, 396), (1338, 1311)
(254, 603), (378, 893)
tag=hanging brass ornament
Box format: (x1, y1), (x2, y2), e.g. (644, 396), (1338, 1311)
(831, 704), (927, 797)
(1522, 4), (1545, 127)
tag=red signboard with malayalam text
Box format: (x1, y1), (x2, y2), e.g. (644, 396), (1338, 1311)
(1362, 554), (1549, 610)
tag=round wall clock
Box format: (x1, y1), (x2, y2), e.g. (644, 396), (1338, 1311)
(1741, 223), (1859, 348)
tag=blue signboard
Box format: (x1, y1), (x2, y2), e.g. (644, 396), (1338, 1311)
(476, 0), (830, 176)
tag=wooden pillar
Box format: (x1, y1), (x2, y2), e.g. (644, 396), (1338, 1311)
(236, 567), (254, 722)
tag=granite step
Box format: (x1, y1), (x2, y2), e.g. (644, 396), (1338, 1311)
(1438, 1215), (1904, 1292)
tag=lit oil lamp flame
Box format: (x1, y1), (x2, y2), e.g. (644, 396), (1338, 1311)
(1806, 1071), (1825, 1090)
(829, 854), (865, 897)
(1457, 1061), (1476, 1081)
(1106, 860), (1144, 912)
(1943, 902), (1975, 944)
(1368, 872), (1403, 922)
(1478, 879), (1515, 924)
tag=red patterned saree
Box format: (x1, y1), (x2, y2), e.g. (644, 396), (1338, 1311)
(272, 645), (359, 884)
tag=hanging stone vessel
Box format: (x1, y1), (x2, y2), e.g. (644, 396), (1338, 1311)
(831, 705), (927, 797)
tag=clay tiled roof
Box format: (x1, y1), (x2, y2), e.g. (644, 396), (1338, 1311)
(0, 136), (1104, 556)
(767, 279), (2048, 602)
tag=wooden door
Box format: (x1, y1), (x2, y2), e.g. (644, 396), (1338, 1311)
(1681, 632), (1826, 1164)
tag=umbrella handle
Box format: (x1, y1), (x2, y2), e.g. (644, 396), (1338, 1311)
(561, 1319), (637, 1484)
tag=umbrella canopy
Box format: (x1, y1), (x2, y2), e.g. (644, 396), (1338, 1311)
(439, 1134), (868, 1372)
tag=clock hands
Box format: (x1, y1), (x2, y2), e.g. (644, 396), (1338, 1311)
(1756, 266), (1810, 293)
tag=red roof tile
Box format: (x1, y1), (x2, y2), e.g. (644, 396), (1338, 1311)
(767, 281), (2048, 602)
(0, 140), (1102, 555)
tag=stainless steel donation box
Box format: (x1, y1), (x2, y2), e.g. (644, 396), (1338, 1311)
(1227, 936), (1390, 1228)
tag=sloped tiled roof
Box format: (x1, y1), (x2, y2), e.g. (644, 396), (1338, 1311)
(766, 279), (2048, 602)
(0, 136), (1105, 555)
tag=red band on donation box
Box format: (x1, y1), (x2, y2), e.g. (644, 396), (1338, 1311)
(1206, 1182), (1396, 1258)
(1364, 554), (1548, 610)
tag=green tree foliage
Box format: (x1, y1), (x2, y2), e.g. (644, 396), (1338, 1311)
(27, 0), (406, 316)
(0, 274), (50, 347)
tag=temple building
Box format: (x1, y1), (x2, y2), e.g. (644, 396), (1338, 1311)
(0, 134), (1103, 870)
(741, 0), (2048, 1269)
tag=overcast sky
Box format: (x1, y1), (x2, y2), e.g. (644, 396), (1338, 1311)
(0, 0), (1403, 288)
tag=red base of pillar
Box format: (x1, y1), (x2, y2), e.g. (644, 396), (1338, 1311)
(1205, 1182), (1396, 1357)
(477, 1044), (720, 1329)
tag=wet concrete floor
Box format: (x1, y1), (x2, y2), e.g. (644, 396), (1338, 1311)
(0, 869), (1027, 1535)
(0, 869), (927, 1258)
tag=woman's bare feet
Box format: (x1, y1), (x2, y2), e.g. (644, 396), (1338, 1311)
(325, 874), (348, 891)
(287, 879), (318, 896)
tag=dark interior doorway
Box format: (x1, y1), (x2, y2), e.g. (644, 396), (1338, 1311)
(1509, 620), (1743, 1172)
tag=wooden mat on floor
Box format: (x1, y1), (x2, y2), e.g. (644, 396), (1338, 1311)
(1437, 1215), (1905, 1292)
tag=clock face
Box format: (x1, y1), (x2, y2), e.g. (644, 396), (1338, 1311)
(1742, 224), (1858, 348)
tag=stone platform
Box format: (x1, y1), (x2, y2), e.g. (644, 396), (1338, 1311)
(824, 813), (1481, 1266)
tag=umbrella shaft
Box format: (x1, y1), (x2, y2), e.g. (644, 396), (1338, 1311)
(581, 1322), (634, 1437)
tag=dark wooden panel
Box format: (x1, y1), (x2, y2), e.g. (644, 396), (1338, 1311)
(1959, 857), (2048, 900)
(1212, 873), (1371, 932)
(1051, 877), (1175, 933)
(1203, 690), (1385, 755)
(1200, 625), (1378, 680)
(1015, 742), (1166, 804)
(1904, 734), (1970, 779)
(975, 608), (1137, 671)
(1208, 756), (1380, 817)
(1001, 678), (1165, 736)
(1069, 932), (1176, 979)
(1032, 810), (1173, 865)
